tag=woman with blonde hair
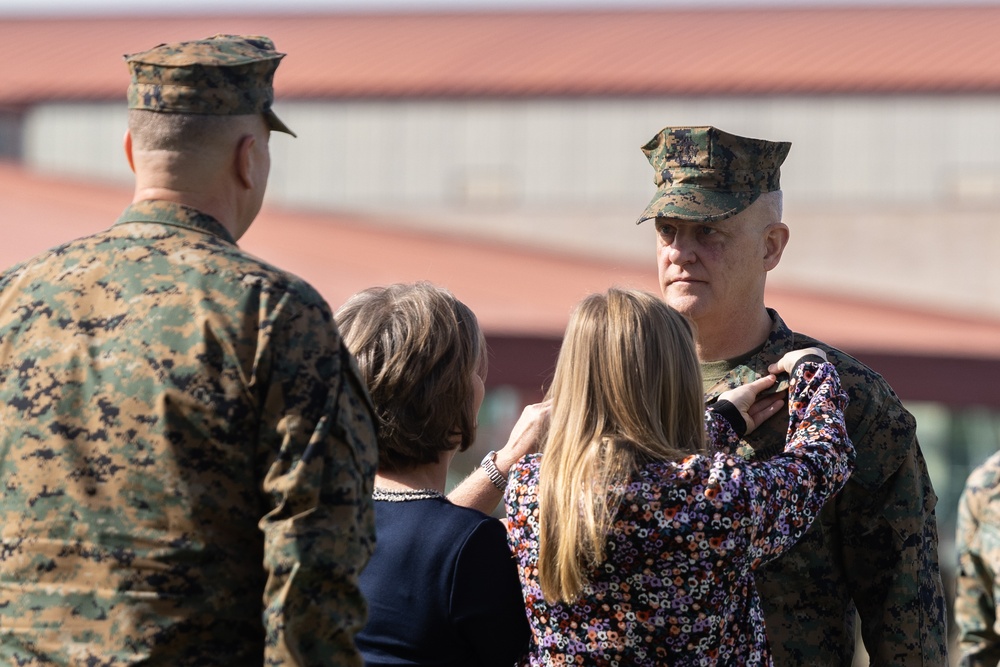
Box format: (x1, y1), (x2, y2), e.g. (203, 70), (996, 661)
(504, 288), (854, 665)
(336, 281), (531, 667)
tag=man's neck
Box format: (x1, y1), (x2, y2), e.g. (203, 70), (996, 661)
(694, 307), (773, 362)
(132, 188), (242, 240)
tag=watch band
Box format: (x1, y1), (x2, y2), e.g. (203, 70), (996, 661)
(480, 450), (507, 491)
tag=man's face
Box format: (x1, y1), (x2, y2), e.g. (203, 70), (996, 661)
(654, 205), (770, 327)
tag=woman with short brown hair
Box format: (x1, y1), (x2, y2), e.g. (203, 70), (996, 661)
(337, 281), (529, 667)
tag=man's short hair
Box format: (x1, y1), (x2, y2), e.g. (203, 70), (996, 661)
(128, 109), (239, 152)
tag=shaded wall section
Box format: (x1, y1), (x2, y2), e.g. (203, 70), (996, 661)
(0, 110), (20, 159)
(858, 353), (1000, 410)
(485, 335), (562, 404)
(488, 339), (1000, 411)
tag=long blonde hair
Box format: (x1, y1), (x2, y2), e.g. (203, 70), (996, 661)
(538, 288), (705, 604)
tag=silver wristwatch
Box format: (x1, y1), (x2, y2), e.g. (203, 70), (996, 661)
(480, 450), (507, 491)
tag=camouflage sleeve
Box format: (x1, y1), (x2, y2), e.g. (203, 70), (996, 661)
(955, 462), (1000, 667)
(255, 289), (378, 666)
(837, 391), (949, 665)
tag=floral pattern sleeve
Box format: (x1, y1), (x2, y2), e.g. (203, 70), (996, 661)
(704, 405), (742, 455)
(503, 360), (854, 667)
(738, 361), (855, 566)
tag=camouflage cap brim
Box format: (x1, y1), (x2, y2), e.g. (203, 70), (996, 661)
(636, 186), (759, 224)
(264, 109), (296, 137)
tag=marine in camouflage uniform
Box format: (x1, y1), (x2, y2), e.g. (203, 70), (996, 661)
(955, 451), (1000, 666)
(635, 126), (948, 665)
(0, 35), (378, 666)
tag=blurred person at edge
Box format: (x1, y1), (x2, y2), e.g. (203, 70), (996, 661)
(336, 282), (532, 667)
(955, 451), (1000, 666)
(633, 125), (948, 665)
(0, 35), (378, 665)
(504, 287), (854, 665)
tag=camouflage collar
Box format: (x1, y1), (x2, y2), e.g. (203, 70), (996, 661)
(703, 309), (793, 402)
(114, 200), (237, 245)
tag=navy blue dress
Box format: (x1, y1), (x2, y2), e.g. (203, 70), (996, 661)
(357, 496), (530, 666)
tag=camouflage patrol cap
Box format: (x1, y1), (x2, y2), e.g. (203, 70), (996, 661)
(124, 34), (296, 137)
(636, 126), (789, 224)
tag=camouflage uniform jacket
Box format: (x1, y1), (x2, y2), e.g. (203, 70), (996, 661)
(955, 450), (1000, 667)
(0, 201), (379, 666)
(703, 310), (947, 666)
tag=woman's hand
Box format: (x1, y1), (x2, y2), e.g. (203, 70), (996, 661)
(448, 401), (552, 513)
(495, 401), (551, 475)
(715, 347), (828, 435)
(768, 346), (827, 376)
(718, 375), (785, 435)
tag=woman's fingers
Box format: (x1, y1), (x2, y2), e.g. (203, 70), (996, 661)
(744, 396), (785, 434)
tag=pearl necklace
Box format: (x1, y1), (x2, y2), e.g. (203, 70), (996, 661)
(372, 487), (446, 502)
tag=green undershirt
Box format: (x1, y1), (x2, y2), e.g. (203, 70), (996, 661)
(700, 338), (768, 393)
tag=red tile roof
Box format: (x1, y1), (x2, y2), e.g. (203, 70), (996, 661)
(2, 5), (1000, 107)
(3, 161), (1000, 361)
(0, 161), (659, 337)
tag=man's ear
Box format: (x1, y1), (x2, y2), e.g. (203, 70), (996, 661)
(235, 133), (256, 190)
(763, 222), (789, 271)
(123, 129), (136, 174)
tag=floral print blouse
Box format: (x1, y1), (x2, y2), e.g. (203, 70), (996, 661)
(504, 361), (854, 666)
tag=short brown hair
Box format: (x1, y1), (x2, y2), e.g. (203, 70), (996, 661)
(335, 282), (486, 472)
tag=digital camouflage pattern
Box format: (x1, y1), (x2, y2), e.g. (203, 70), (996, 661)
(636, 125), (790, 224)
(0, 200), (378, 665)
(125, 34), (295, 136)
(955, 450), (1000, 667)
(703, 310), (948, 666)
